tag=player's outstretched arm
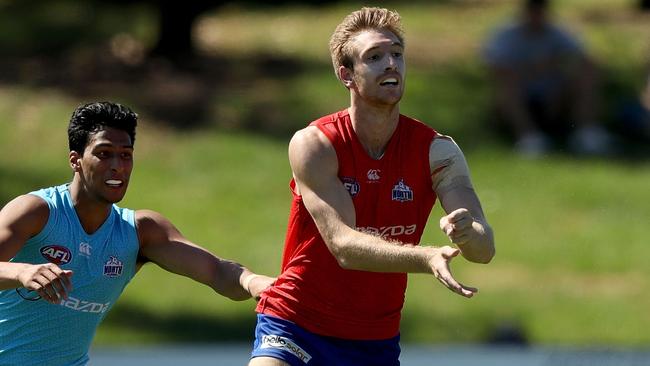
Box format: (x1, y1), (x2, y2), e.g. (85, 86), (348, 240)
(430, 137), (495, 264)
(136, 210), (274, 301)
(0, 195), (73, 303)
(289, 127), (476, 298)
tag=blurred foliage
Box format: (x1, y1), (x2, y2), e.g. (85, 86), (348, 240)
(1, 0), (647, 146)
(0, 0), (156, 56)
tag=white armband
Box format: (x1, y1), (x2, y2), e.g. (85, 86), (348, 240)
(241, 273), (260, 294)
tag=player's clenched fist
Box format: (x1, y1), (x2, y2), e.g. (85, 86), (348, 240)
(439, 208), (478, 246)
(17, 263), (73, 303)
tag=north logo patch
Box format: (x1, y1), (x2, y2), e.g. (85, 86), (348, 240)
(391, 179), (413, 202)
(103, 256), (123, 277)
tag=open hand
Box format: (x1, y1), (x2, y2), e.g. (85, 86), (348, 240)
(428, 245), (477, 298)
(17, 263), (73, 304)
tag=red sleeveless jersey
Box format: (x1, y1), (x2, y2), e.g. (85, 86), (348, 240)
(257, 109), (438, 340)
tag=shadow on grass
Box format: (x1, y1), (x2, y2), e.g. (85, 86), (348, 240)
(104, 304), (532, 345)
(399, 308), (529, 346)
(102, 303), (257, 342)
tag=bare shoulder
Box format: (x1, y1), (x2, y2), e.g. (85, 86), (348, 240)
(135, 209), (175, 231)
(430, 134), (468, 172)
(288, 126), (339, 195)
(134, 209), (176, 247)
(289, 126), (333, 156)
(0, 194), (50, 259)
(135, 209), (165, 223)
(0, 194), (50, 227)
(429, 134), (473, 193)
(430, 134), (464, 161)
(289, 126), (336, 172)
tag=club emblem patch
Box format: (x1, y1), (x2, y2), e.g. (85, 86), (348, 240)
(391, 179), (413, 202)
(103, 256), (123, 277)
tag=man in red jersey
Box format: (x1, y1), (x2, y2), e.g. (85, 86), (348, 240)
(249, 7), (495, 366)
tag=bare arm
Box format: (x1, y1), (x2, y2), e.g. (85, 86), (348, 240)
(136, 210), (274, 301)
(430, 137), (495, 264)
(290, 127), (476, 297)
(0, 195), (73, 303)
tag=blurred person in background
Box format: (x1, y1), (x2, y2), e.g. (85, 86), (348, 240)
(641, 0), (650, 11)
(483, 0), (614, 157)
(635, 63), (649, 130)
(643, 69), (650, 114)
(249, 7), (494, 366)
(0, 101), (274, 365)
(614, 62), (650, 149)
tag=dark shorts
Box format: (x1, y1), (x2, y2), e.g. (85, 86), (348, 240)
(250, 314), (401, 366)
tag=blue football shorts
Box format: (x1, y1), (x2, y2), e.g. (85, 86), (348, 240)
(250, 314), (401, 366)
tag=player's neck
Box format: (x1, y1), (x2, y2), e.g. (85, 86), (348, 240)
(348, 104), (399, 159)
(69, 179), (112, 235)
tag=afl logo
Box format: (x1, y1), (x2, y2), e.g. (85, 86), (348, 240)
(341, 177), (360, 197)
(40, 245), (72, 265)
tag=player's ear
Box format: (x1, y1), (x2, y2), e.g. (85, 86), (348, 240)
(339, 66), (355, 89)
(69, 151), (82, 172)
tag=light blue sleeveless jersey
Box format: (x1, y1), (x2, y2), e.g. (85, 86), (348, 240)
(0, 184), (139, 366)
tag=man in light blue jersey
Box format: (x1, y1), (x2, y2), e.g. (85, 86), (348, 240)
(0, 101), (275, 365)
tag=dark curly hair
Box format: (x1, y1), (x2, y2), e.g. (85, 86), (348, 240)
(68, 101), (138, 153)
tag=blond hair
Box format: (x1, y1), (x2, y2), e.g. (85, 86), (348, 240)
(328, 7), (404, 81)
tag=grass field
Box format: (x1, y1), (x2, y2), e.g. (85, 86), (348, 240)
(1, 0), (649, 347)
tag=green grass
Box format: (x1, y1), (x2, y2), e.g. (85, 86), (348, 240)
(1, 0), (650, 347)
(2, 98), (649, 345)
